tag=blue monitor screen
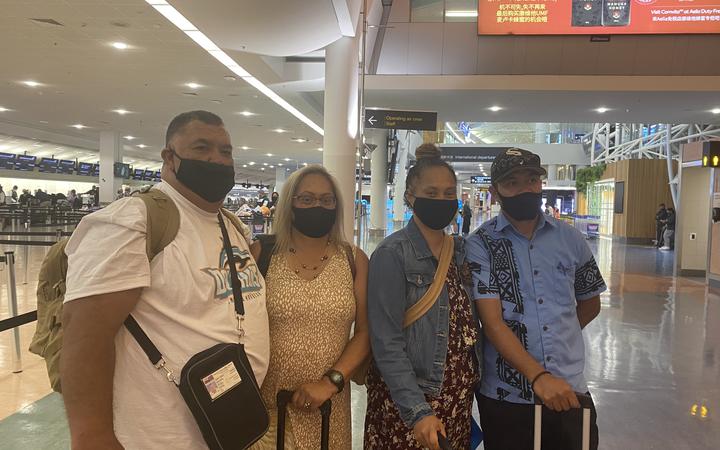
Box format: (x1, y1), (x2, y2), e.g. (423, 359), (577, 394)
(132, 169), (144, 180)
(78, 162), (93, 176)
(0, 152), (16, 170)
(15, 155), (37, 171)
(58, 160), (76, 174)
(143, 170), (154, 180)
(38, 157), (59, 173)
(154, 170), (162, 182)
(92, 164), (100, 176)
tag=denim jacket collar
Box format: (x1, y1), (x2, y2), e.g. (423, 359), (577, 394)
(403, 218), (434, 260)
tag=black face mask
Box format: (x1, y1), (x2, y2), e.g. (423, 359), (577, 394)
(412, 197), (458, 231)
(172, 151), (235, 202)
(499, 191), (543, 221)
(292, 206), (337, 238)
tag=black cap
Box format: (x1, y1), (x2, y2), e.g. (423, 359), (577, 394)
(491, 148), (547, 184)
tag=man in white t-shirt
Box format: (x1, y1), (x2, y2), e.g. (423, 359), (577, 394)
(60, 110), (269, 450)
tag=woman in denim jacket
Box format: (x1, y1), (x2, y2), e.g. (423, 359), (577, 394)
(364, 144), (482, 450)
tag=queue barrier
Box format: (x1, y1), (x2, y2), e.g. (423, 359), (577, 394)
(0, 251), (26, 373)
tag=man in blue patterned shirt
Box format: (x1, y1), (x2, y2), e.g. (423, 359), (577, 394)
(466, 148), (606, 450)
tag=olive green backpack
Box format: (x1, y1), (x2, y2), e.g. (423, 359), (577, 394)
(28, 188), (248, 392)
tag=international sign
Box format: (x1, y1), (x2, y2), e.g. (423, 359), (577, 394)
(365, 109), (437, 131)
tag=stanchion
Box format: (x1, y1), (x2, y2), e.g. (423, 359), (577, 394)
(2, 251), (22, 373)
(23, 243), (29, 285)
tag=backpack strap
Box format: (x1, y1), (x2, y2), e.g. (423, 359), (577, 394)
(133, 189), (180, 261)
(255, 234), (277, 277)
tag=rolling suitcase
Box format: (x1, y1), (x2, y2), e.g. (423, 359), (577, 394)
(533, 393), (594, 450)
(276, 390), (332, 450)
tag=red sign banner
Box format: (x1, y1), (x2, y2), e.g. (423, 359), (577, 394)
(478, 0), (720, 34)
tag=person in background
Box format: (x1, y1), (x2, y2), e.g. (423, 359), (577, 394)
(11, 186), (18, 203)
(0, 185), (7, 230)
(267, 191), (279, 209)
(365, 144), (481, 450)
(250, 165), (369, 450)
(553, 206), (561, 219)
(461, 200), (473, 236)
(660, 207), (676, 251)
(467, 148), (605, 450)
(655, 203), (668, 248)
(19, 189), (33, 206)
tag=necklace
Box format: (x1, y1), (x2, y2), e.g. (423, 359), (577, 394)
(289, 240), (330, 276)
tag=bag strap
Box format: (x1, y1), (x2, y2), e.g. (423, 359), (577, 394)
(218, 212), (245, 318)
(133, 188), (180, 261)
(341, 243), (356, 280)
(220, 208), (252, 244)
(403, 235), (454, 328)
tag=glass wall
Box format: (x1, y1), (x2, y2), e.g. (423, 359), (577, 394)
(588, 180), (615, 236)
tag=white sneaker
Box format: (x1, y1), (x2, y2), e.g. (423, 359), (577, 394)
(659, 246), (671, 250)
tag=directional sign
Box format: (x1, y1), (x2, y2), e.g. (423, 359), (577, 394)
(364, 108), (437, 131)
(470, 176), (491, 185)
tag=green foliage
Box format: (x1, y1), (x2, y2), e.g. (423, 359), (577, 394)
(576, 164), (606, 194)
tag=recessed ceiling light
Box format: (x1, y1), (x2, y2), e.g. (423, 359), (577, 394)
(224, 75), (237, 81)
(0, 107), (10, 112)
(242, 164), (247, 168)
(284, 158), (291, 161)
(124, 135), (136, 140)
(22, 80), (42, 87)
(137, 144), (148, 148)
(317, 147), (323, 152)
(238, 111), (256, 117)
(240, 146), (250, 150)
(303, 163), (308, 166)
(356, 151), (360, 156)
(269, 165), (274, 169)
(113, 109), (130, 115)
(595, 107), (609, 113)
(488, 106), (503, 112)
(263, 163), (268, 166)
(291, 137), (308, 143)
(260, 167), (265, 171)
(712, 108), (720, 114)
(445, 10), (478, 17)
(39, 120), (49, 124)
(278, 163), (283, 166)
(266, 153), (273, 157)
(273, 128), (287, 133)
(248, 162), (255, 165)
(185, 82), (202, 89)
(111, 42), (129, 50)
(71, 124), (87, 129)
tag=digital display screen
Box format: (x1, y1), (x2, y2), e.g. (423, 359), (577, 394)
(113, 162), (130, 178)
(154, 170), (162, 182)
(78, 162), (93, 176)
(92, 164), (100, 176)
(132, 169), (145, 180)
(38, 157), (59, 173)
(143, 170), (154, 181)
(478, 0), (720, 35)
(15, 155), (37, 171)
(470, 176), (492, 185)
(58, 160), (76, 174)
(0, 152), (16, 170)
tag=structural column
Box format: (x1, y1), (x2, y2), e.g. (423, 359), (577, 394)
(274, 166), (287, 195)
(546, 164), (558, 182)
(367, 129), (388, 231)
(393, 141), (408, 221)
(323, 35), (359, 240)
(99, 131), (122, 205)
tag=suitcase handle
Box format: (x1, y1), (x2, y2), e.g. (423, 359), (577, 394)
(533, 392), (593, 409)
(438, 431), (453, 450)
(276, 390), (331, 450)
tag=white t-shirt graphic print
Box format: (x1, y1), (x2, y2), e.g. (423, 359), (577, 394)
(64, 182), (269, 450)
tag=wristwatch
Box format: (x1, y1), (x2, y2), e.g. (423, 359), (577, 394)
(323, 369), (345, 393)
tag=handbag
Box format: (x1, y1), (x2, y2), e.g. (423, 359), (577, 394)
(352, 235), (454, 385)
(124, 212), (269, 450)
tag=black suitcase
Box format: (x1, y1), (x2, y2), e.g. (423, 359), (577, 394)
(276, 390), (332, 450)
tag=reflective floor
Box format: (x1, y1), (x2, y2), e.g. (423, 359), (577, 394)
(1, 218), (719, 449)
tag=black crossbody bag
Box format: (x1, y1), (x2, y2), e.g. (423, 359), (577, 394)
(124, 212), (269, 449)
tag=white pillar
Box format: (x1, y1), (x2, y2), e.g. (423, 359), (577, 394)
(368, 129), (388, 231)
(547, 164), (558, 182)
(99, 131), (122, 205)
(274, 166), (287, 195)
(323, 35), (359, 241)
(393, 142), (408, 221)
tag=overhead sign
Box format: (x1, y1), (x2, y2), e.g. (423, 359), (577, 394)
(470, 176), (492, 185)
(478, 0), (720, 35)
(365, 109), (437, 131)
(439, 146), (507, 162)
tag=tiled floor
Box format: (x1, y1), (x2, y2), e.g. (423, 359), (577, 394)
(1, 219), (719, 449)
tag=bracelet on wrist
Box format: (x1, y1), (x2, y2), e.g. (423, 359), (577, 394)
(531, 370), (551, 391)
